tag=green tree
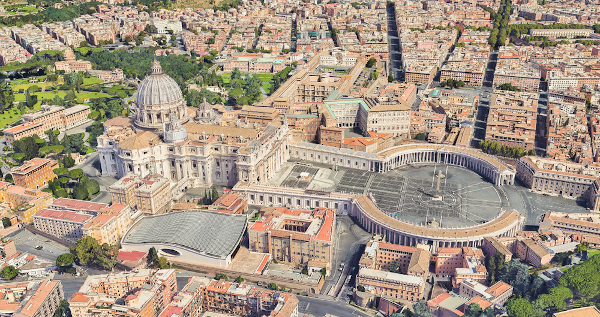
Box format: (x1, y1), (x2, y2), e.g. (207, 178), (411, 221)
(4, 173), (13, 183)
(83, 178), (100, 197)
(71, 236), (98, 265)
(53, 167), (69, 177)
(149, 247), (159, 264)
(95, 243), (118, 270)
(25, 90), (37, 108)
(53, 300), (72, 317)
(63, 133), (85, 154)
(366, 57), (376, 68)
(412, 301), (433, 317)
(0, 265), (18, 280)
(506, 297), (533, 317)
(464, 304), (482, 317)
(0, 82), (14, 112)
(51, 94), (64, 107)
(157, 257), (170, 269)
(13, 136), (43, 160)
(56, 253), (75, 267)
(2, 217), (11, 228)
(68, 169), (84, 181)
(73, 183), (88, 200)
(61, 153), (75, 168)
(235, 276), (244, 283)
(268, 282), (278, 290)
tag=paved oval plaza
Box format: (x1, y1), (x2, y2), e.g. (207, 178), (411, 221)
(271, 160), (587, 228)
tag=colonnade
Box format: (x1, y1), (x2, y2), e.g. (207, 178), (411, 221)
(350, 198), (522, 253)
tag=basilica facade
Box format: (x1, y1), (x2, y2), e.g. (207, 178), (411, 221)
(98, 59), (290, 188)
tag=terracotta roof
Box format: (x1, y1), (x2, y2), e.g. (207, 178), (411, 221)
(408, 249), (431, 273)
(13, 158), (57, 175)
(104, 116), (133, 127)
(4, 121), (42, 134)
(119, 131), (160, 150)
(315, 209), (334, 242)
(378, 242), (417, 253)
(82, 213), (116, 229)
(34, 208), (93, 224)
(464, 296), (492, 310)
(19, 280), (60, 316)
(554, 307), (600, 317)
(118, 250), (147, 262)
(52, 198), (107, 212)
(485, 281), (512, 298)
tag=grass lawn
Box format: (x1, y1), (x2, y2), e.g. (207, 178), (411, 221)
(588, 248), (600, 257)
(9, 76), (57, 92)
(0, 103), (42, 129)
(262, 83), (272, 92)
(82, 76), (103, 86)
(14, 90), (111, 106)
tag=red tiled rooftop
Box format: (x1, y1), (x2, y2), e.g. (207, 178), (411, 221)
(428, 292), (452, 307)
(118, 250), (147, 262)
(34, 209), (93, 224)
(13, 158), (56, 174)
(465, 296), (492, 310)
(485, 281), (512, 297)
(378, 242), (417, 253)
(52, 198), (108, 212)
(159, 306), (183, 317)
(82, 213), (115, 229)
(315, 209), (334, 242)
(4, 121), (42, 134)
(20, 280), (59, 316)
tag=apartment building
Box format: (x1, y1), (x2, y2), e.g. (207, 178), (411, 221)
(204, 279), (299, 316)
(539, 212), (600, 248)
(435, 247), (487, 288)
(4, 105), (91, 144)
(0, 239), (17, 260)
(440, 46), (489, 87)
(482, 237), (513, 262)
(69, 269), (177, 317)
(5, 185), (53, 223)
(428, 292), (493, 317)
(529, 28), (594, 38)
(109, 173), (172, 215)
(0, 280), (64, 317)
(82, 204), (133, 245)
(12, 158), (58, 190)
(207, 190), (248, 214)
(485, 90), (538, 150)
(248, 207), (335, 270)
(356, 267), (425, 301)
(459, 279), (513, 306)
(33, 208), (93, 242)
(159, 276), (207, 317)
(360, 241), (430, 280)
(493, 60), (541, 92)
(513, 237), (552, 267)
(516, 157), (600, 211)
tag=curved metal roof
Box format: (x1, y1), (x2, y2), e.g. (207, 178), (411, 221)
(122, 211), (247, 258)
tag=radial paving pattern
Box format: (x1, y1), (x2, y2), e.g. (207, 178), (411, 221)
(332, 165), (504, 228)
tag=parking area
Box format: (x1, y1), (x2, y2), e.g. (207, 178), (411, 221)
(6, 228), (69, 261)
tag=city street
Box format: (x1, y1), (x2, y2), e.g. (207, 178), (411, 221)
(321, 215), (371, 298)
(387, 3), (403, 81)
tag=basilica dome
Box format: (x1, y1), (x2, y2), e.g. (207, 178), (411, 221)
(134, 58), (189, 131)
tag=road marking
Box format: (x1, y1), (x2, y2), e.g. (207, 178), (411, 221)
(304, 303), (310, 311)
